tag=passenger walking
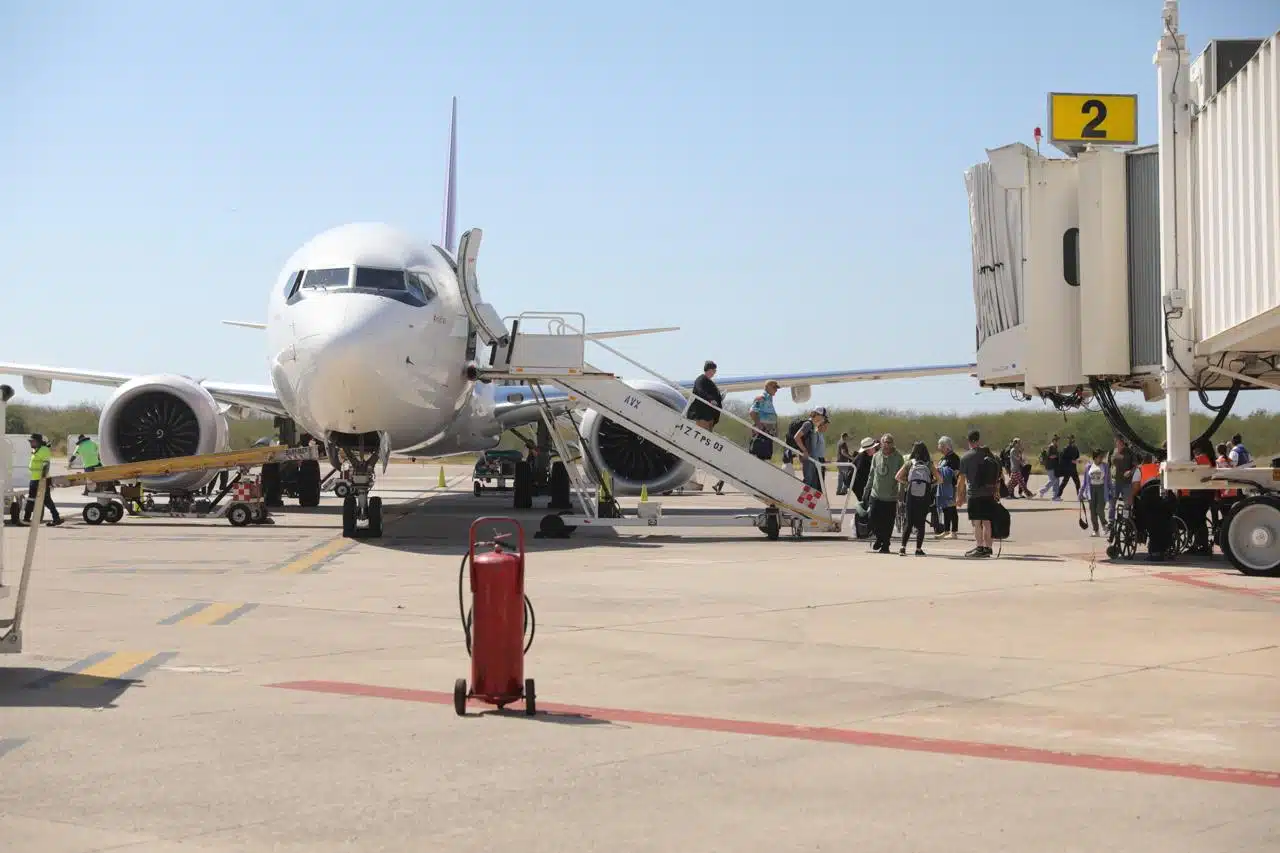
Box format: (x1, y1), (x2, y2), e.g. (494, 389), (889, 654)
(835, 432), (855, 495)
(1081, 449), (1111, 536)
(935, 454), (959, 537)
(793, 408), (829, 492)
(1108, 436), (1136, 525)
(687, 360), (723, 430)
(1058, 435), (1082, 499)
(20, 434), (63, 527)
(862, 433), (905, 554)
(1038, 437), (1061, 498)
(931, 436), (961, 530)
(896, 441), (939, 555)
(852, 437), (875, 502)
(957, 430), (1000, 558)
(1009, 438), (1032, 498)
(747, 380), (780, 461)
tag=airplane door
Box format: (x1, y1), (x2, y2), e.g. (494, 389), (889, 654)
(456, 229), (510, 347)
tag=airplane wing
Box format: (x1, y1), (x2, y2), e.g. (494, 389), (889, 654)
(0, 362), (288, 418)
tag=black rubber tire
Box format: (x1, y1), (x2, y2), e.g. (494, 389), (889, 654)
(82, 503), (104, 525)
(761, 510), (780, 541)
(104, 501), (124, 524)
(513, 461), (533, 509)
(367, 496), (383, 538)
(261, 462), (283, 507)
(1220, 496), (1280, 577)
(453, 678), (468, 716)
(297, 460), (322, 507)
(341, 496), (356, 538)
(227, 504), (251, 527)
(9, 499), (20, 526)
(548, 462), (572, 510)
(473, 481), (482, 497)
(524, 678), (536, 716)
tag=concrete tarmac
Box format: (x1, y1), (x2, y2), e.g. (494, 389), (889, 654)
(0, 464), (1276, 852)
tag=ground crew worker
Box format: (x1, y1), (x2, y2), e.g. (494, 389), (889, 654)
(21, 434), (63, 527)
(1132, 457), (1173, 561)
(69, 434), (102, 472)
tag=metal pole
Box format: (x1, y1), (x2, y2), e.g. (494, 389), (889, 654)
(1156, 0), (1195, 471)
(0, 384), (12, 589)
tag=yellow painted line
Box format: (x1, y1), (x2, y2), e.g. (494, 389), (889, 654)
(54, 651), (176, 688)
(183, 601), (255, 626)
(278, 536), (354, 574)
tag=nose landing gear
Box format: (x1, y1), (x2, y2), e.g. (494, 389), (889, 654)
(331, 442), (385, 539)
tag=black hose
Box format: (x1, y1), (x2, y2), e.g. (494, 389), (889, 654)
(457, 548), (536, 657)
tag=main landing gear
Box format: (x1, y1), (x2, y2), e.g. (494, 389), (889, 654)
(331, 443), (383, 539)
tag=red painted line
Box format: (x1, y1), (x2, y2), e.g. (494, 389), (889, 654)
(268, 680), (1280, 789)
(1153, 571), (1280, 601)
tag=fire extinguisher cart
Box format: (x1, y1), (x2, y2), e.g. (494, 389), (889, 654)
(454, 517), (537, 716)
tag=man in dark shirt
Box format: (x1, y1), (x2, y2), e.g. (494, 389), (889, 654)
(957, 429), (999, 558)
(1057, 435), (1081, 499)
(688, 360), (723, 430)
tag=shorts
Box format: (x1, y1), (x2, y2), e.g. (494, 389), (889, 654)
(966, 495), (997, 522)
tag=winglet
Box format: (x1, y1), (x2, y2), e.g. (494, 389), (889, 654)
(223, 320), (267, 330)
(440, 96), (458, 255)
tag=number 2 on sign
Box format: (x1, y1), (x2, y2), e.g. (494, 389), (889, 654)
(1081, 98), (1107, 138)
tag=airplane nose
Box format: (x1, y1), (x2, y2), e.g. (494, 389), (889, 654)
(295, 297), (391, 433)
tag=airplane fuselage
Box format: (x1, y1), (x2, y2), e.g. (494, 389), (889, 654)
(265, 222), (477, 452)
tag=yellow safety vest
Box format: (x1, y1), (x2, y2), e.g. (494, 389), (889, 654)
(29, 445), (51, 480)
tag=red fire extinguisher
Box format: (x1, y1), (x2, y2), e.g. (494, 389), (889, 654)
(454, 517), (536, 716)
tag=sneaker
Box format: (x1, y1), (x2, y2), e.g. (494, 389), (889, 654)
(898, 546), (907, 556)
(915, 548), (926, 556)
(48, 518), (64, 527)
(964, 546), (983, 558)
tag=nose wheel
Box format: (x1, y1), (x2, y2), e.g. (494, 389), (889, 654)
(341, 494), (383, 538)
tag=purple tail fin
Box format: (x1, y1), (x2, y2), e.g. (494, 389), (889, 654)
(440, 97), (458, 254)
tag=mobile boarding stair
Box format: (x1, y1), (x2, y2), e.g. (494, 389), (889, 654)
(455, 228), (855, 540)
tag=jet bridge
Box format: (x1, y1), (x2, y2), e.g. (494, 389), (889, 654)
(452, 238), (853, 539)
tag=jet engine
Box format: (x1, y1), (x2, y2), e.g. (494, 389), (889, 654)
(579, 379), (695, 496)
(98, 374), (230, 492)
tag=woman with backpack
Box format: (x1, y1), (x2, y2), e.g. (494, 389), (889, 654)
(895, 441), (940, 555)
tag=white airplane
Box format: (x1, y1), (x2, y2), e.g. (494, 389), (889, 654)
(1, 98), (976, 537)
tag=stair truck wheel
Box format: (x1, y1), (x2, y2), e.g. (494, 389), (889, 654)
(227, 503), (252, 527)
(524, 678), (536, 716)
(82, 503), (105, 525)
(453, 678), (468, 716)
(760, 508), (781, 540)
(1221, 496), (1280, 577)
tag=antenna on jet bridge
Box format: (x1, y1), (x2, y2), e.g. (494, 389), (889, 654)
(440, 96), (458, 255)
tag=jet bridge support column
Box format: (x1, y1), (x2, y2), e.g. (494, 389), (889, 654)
(1157, 0), (1195, 472)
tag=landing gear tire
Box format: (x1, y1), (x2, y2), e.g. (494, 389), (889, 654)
(367, 496), (383, 538)
(513, 461), (533, 510)
(1221, 497), (1280, 577)
(297, 460), (322, 508)
(82, 503), (105, 525)
(103, 501), (124, 524)
(261, 463), (283, 507)
(227, 503), (252, 527)
(342, 496), (357, 538)
(548, 462), (572, 510)
(453, 678), (468, 716)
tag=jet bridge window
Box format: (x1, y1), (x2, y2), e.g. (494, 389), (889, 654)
(354, 267), (407, 292)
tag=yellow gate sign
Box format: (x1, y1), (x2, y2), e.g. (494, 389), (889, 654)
(1047, 92), (1138, 146)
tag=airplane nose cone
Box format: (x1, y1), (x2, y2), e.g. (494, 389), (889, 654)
(295, 297), (393, 434)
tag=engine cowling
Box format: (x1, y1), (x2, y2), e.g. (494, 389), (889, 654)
(98, 375), (230, 492)
(579, 379), (695, 495)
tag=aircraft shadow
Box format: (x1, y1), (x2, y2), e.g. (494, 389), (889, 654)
(0, 667), (139, 709)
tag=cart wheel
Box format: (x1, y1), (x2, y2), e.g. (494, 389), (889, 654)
(524, 678), (536, 716)
(250, 504), (265, 523)
(82, 503), (105, 525)
(334, 481), (350, 499)
(104, 502), (124, 524)
(473, 481), (482, 497)
(227, 503), (251, 527)
(453, 678), (468, 716)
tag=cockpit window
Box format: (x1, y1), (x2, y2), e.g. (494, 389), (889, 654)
(407, 272), (436, 303)
(302, 268), (350, 289)
(354, 267), (406, 291)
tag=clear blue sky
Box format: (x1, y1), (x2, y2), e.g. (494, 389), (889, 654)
(2, 0), (1276, 417)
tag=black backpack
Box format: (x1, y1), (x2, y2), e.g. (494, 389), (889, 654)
(971, 449), (1001, 491)
(990, 501), (1011, 540)
(783, 418), (808, 452)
